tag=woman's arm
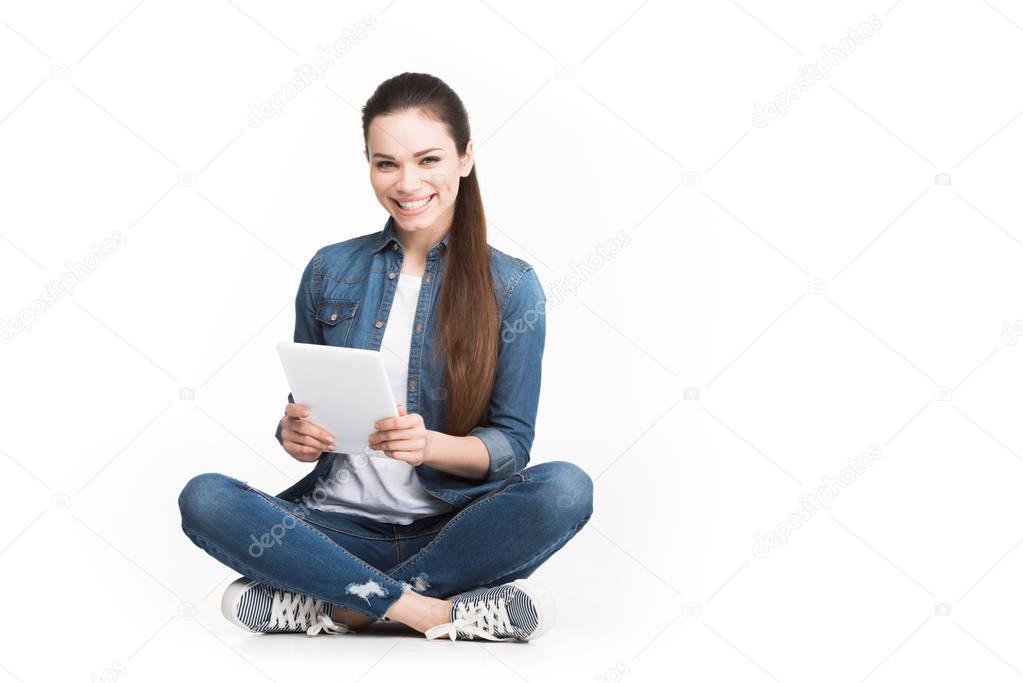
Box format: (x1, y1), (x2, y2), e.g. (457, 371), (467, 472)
(370, 405), (490, 479)
(466, 266), (547, 481)
(423, 430), (490, 480)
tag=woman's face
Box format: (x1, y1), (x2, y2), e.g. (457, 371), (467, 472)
(366, 108), (474, 237)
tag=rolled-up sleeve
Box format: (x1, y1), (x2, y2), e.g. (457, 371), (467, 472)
(469, 266), (546, 481)
(276, 250), (323, 445)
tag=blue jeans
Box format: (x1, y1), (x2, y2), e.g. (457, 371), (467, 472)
(178, 461), (593, 620)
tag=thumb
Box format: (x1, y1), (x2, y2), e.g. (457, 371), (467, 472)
(397, 403), (407, 416)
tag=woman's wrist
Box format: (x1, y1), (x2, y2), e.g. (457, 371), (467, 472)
(421, 429), (489, 480)
(424, 429), (437, 466)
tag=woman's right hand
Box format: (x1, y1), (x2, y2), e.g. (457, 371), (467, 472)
(280, 403), (336, 463)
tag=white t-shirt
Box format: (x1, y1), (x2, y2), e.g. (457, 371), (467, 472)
(305, 272), (457, 524)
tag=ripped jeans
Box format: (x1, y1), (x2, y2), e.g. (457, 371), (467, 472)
(177, 461), (593, 620)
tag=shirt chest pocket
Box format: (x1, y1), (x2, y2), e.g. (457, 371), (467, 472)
(316, 299), (359, 346)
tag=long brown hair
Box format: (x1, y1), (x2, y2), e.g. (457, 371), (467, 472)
(361, 72), (498, 436)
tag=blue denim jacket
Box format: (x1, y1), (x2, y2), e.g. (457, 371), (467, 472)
(274, 216), (547, 509)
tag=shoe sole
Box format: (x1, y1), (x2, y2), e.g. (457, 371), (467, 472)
(221, 577), (262, 632)
(509, 578), (557, 641)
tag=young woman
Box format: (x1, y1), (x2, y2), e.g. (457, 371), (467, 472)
(177, 72), (593, 642)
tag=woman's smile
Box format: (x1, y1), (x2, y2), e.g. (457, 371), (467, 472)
(391, 193), (437, 216)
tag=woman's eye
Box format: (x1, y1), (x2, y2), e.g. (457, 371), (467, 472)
(376, 157), (439, 169)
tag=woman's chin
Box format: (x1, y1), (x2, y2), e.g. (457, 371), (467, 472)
(391, 208), (438, 228)
(394, 215), (430, 230)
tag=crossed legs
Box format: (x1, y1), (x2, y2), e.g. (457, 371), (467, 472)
(178, 461), (593, 633)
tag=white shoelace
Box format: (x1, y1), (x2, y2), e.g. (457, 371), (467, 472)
(267, 590), (352, 637)
(424, 596), (515, 641)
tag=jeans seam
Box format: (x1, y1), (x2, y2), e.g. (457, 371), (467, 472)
(394, 524), (452, 540)
(384, 472), (528, 578)
(476, 512), (591, 589)
(246, 485), (393, 542)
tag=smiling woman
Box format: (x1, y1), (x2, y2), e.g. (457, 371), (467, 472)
(362, 78), (497, 436)
(372, 147), (446, 217)
(178, 72), (593, 645)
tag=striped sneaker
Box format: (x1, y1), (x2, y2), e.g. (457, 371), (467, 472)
(221, 577), (352, 636)
(424, 579), (556, 642)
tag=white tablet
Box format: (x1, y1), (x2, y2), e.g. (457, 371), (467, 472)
(276, 341), (399, 457)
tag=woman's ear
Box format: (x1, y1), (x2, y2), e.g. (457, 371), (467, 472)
(460, 139), (474, 177)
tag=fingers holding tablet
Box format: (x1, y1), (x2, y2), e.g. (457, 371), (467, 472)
(281, 402), (337, 463)
(277, 342), (400, 459)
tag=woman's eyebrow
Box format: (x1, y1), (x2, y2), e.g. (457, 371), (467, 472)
(372, 147), (443, 160)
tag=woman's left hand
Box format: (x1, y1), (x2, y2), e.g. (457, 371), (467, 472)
(368, 404), (431, 466)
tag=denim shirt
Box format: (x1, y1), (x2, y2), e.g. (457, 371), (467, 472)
(273, 216), (547, 509)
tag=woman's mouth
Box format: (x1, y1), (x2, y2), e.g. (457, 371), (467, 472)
(392, 194), (436, 217)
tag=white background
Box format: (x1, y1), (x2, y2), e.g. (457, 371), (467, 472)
(2, 1), (1022, 681)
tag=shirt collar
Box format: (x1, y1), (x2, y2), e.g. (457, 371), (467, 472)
(373, 215), (450, 254)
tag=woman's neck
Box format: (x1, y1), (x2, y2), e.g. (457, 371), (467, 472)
(395, 220), (450, 264)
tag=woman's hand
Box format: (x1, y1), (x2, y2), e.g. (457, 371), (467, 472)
(279, 403), (336, 463)
(369, 404), (431, 466)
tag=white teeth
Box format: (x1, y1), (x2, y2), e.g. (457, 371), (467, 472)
(397, 196), (432, 210)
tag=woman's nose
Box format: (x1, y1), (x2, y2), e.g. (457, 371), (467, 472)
(397, 165), (423, 193)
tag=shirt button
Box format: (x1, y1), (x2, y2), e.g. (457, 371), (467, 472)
(375, 321), (383, 329)
(388, 271), (396, 279)
(424, 273), (432, 283)
(392, 243), (398, 251)
(409, 378), (416, 390)
(416, 322), (423, 333)
(330, 312), (338, 321)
